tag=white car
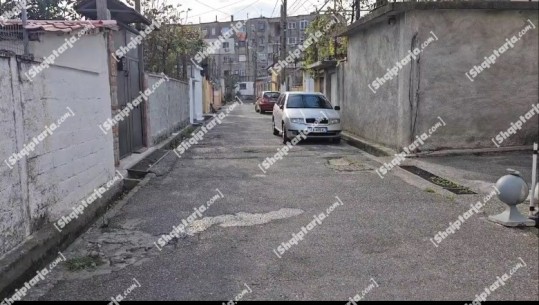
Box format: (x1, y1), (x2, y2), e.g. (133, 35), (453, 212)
(272, 92), (342, 144)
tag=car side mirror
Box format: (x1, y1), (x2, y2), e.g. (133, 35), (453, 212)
(334, 106), (340, 111)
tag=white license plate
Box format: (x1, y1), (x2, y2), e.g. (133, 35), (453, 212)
(308, 127), (327, 133)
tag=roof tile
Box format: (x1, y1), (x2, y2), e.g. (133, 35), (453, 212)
(0, 20), (119, 32)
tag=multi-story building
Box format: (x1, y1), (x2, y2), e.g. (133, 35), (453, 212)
(189, 20), (247, 78)
(245, 14), (317, 82)
(187, 13), (317, 80)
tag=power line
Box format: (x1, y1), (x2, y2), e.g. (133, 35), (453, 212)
(290, 0), (310, 15)
(187, 0), (251, 20)
(194, 0), (230, 16)
(234, 0), (263, 15)
(270, 0), (280, 17)
(289, 0), (306, 14)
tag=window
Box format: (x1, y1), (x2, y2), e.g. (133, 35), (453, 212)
(234, 70), (239, 75)
(211, 28), (216, 35)
(223, 42), (230, 49)
(288, 22), (296, 30)
(299, 20), (308, 30)
(238, 41), (246, 47)
(263, 92), (280, 99)
(239, 55), (246, 62)
(259, 37), (265, 45)
(286, 94), (333, 109)
(239, 70), (246, 76)
(239, 83), (247, 90)
(257, 22), (265, 31)
(287, 37), (296, 45)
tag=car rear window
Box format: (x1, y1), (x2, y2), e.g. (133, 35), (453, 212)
(263, 92), (280, 99)
(286, 94), (333, 109)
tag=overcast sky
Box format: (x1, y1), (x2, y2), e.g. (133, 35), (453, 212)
(166, 0), (329, 24)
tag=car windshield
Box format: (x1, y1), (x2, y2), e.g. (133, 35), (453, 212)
(286, 94), (333, 109)
(264, 92), (280, 99)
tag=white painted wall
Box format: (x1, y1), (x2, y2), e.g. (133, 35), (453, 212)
(330, 73), (338, 106)
(0, 30), (116, 257)
(236, 81), (254, 97)
(146, 74), (190, 145)
(189, 65), (204, 123)
(303, 71), (315, 92)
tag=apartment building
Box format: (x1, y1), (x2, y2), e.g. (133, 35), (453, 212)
(186, 13), (318, 84)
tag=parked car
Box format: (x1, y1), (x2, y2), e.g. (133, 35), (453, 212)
(255, 91), (280, 114)
(272, 92), (341, 144)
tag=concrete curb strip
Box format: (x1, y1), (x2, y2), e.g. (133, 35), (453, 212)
(0, 182), (123, 299)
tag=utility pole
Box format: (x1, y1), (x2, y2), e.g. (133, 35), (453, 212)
(279, 0), (287, 92)
(135, 0), (147, 145)
(253, 25), (257, 99)
(96, 0), (111, 20)
(134, 0), (145, 84)
(333, 0), (338, 58)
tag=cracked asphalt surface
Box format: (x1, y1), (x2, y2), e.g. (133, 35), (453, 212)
(30, 102), (538, 301)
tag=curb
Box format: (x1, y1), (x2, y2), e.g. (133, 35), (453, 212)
(408, 145), (534, 158)
(0, 122), (208, 299)
(342, 131), (534, 158)
(0, 181), (123, 299)
(98, 173), (156, 229)
(341, 132), (460, 198)
(341, 131), (394, 157)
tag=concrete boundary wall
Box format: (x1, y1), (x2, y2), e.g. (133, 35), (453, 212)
(0, 30), (122, 296)
(342, 7), (539, 151)
(145, 74), (190, 146)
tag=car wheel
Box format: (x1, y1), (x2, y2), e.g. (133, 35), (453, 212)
(282, 123), (287, 144)
(273, 118), (279, 136)
(260, 109), (265, 114)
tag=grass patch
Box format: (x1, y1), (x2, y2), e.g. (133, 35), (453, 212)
(65, 256), (105, 271)
(429, 176), (474, 193)
(425, 188), (436, 193)
(166, 125), (199, 149)
(181, 126), (197, 137)
(446, 194), (456, 202)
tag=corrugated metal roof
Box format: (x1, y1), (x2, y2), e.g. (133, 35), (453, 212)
(0, 20), (119, 32)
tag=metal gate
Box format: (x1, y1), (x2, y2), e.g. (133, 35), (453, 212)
(115, 30), (144, 159)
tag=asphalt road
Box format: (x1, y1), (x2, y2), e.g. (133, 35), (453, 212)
(28, 102), (538, 301)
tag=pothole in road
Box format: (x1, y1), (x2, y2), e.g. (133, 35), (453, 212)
(327, 158), (373, 172)
(24, 209), (304, 299)
(23, 226), (159, 300)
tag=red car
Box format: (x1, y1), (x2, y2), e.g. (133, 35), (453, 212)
(255, 91), (280, 114)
